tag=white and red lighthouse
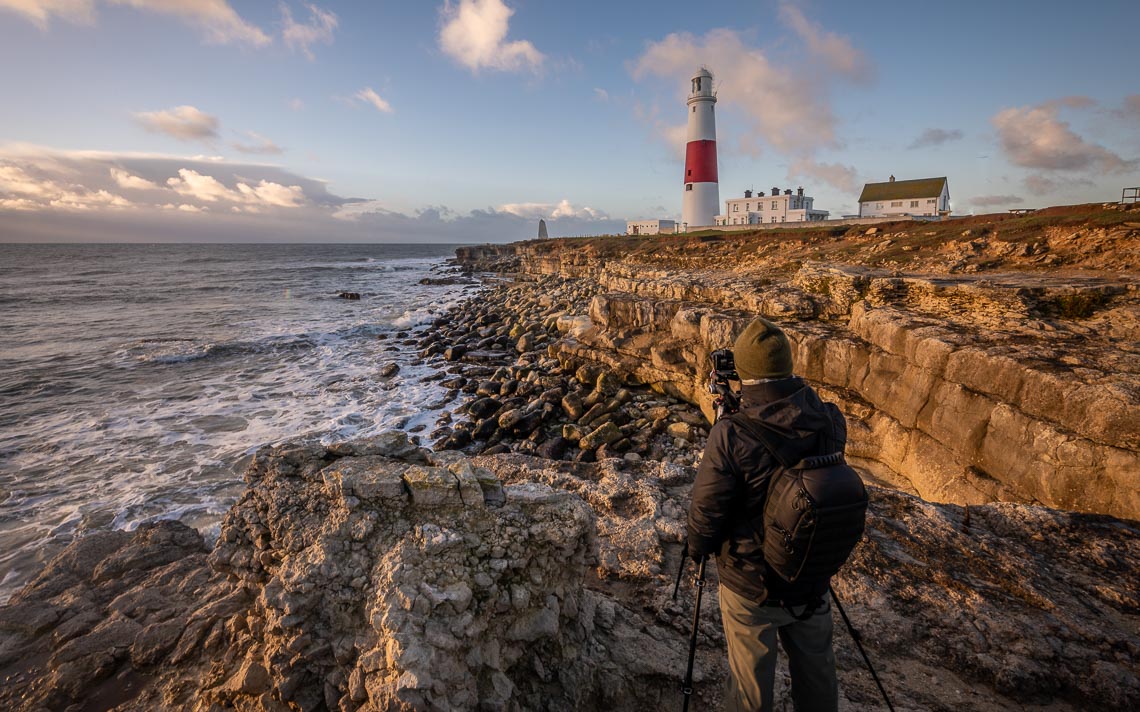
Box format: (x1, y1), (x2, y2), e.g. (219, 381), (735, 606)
(681, 67), (719, 231)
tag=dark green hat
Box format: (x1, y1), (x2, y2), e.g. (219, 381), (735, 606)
(733, 317), (793, 381)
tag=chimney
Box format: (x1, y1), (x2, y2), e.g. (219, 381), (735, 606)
(744, 189), (752, 198)
(784, 189), (792, 195)
(758, 191), (765, 197)
(797, 186), (804, 197)
(889, 175), (896, 182)
(772, 186), (779, 196)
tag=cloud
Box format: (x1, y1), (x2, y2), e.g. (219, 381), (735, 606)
(0, 0), (96, 28)
(593, 88), (609, 102)
(0, 144), (623, 243)
(970, 194), (1023, 207)
(135, 105), (220, 142)
(109, 167), (158, 189)
(166, 168), (305, 207)
(289, 98), (305, 111)
(354, 87), (394, 114)
(3, 1), (271, 44)
(0, 145), (339, 216)
(908, 128), (964, 150)
(992, 100), (1135, 173)
(281, 2), (337, 60)
(1116, 94), (1140, 120)
(232, 131), (283, 155)
(438, 0), (544, 73)
(111, 0), (269, 45)
(778, 2), (872, 83)
(0, 162), (132, 210)
(497, 199), (607, 221)
(632, 25), (870, 157)
(788, 157), (860, 194)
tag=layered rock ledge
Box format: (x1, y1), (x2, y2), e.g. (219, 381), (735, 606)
(454, 204), (1140, 519)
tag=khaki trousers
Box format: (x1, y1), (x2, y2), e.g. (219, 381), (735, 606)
(718, 584), (838, 712)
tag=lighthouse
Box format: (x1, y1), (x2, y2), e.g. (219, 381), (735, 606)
(681, 67), (719, 231)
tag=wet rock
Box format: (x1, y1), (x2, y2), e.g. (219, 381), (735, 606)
(378, 362), (400, 378)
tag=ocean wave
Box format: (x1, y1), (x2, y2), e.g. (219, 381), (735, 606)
(130, 334), (319, 365)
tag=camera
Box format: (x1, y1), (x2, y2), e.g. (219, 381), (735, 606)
(708, 348), (741, 421)
(710, 348), (737, 380)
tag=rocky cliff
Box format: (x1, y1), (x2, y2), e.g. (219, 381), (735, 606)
(2, 204), (1137, 711)
(2, 433), (1137, 711)
(457, 204), (1140, 520)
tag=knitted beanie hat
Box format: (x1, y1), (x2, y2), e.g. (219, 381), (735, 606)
(733, 317), (793, 381)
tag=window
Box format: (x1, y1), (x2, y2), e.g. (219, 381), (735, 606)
(781, 216), (786, 222)
(771, 201), (777, 209)
(876, 203), (883, 209)
(692, 106), (696, 113)
(910, 200), (919, 208)
(686, 184), (693, 191)
(927, 198), (936, 204)
(770, 217), (776, 223)
(733, 204), (739, 211)
(745, 203), (750, 211)
(758, 203), (764, 211)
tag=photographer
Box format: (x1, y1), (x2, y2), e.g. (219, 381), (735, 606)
(688, 317), (847, 712)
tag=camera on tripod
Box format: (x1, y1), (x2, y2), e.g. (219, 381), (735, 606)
(708, 348), (741, 422)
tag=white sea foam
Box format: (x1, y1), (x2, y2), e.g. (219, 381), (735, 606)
(0, 244), (474, 602)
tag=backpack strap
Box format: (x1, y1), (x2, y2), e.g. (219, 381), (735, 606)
(728, 413), (794, 468)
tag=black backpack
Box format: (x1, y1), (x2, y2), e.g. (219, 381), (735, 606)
(731, 414), (868, 585)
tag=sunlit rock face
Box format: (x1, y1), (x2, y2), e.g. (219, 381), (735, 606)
(456, 210), (1140, 520)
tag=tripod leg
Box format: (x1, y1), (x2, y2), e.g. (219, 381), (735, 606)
(681, 558), (707, 712)
(829, 586), (895, 712)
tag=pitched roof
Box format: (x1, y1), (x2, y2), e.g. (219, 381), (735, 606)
(858, 177), (947, 203)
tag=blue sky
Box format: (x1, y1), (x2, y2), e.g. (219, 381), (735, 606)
(0, 0), (1137, 242)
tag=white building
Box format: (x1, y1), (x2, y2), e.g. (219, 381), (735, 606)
(714, 186), (829, 226)
(626, 219), (676, 236)
(858, 176), (950, 218)
(681, 67), (720, 231)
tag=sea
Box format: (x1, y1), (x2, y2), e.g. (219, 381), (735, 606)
(0, 243), (475, 603)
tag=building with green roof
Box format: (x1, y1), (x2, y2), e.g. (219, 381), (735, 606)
(858, 176), (950, 218)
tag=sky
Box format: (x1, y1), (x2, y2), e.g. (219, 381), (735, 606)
(0, 0), (1137, 243)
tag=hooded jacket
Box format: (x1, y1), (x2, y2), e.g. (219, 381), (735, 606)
(687, 377), (847, 604)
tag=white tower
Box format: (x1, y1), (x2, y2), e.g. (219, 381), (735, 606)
(681, 67), (719, 231)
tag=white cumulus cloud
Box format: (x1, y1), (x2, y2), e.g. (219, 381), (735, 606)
(109, 167), (159, 189)
(135, 105), (220, 142)
(992, 100), (1134, 173)
(111, 0), (269, 45)
(166, 168), (305, 208)
(778, 2), (872, 83)
(355, 88), (394, 114)
(1, 0), (270, 45)
(0, 162), (132, 210)
(281, 2), (337, 60)
(438, 0), (544, 73)
(497, 199), (606, 220)
(0, 0), (95, 28)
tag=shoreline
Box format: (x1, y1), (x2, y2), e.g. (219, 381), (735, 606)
(1, 211), (1138, 710)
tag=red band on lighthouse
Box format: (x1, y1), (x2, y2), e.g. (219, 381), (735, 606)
(684, 140), (718, 184)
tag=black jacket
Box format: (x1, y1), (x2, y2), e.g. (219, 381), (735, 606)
(687, 377), (847, 604)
